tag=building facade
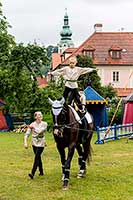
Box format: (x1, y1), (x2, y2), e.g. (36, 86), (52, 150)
(58, 24), (133, 96)
(52, 21), (133, 96)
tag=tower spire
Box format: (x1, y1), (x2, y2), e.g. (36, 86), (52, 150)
(65, 7), (67, 15)
(58, 9), (74, 54)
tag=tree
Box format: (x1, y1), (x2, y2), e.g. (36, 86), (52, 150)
(46, 45), (58, 57)
(101, 83), (117, 99)
(76, 55), (102, 94)
(9, 43), (50, 78)
(0, 2), (16, 100)
(5, 43), (50, 114)
(76, 55), (122, 124)
(0, 2), (15, 67)
(107, 96), (123, 124)
(0, 2), (50, 114)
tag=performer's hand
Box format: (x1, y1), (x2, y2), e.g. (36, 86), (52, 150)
(24, 143), (28, 149)
(48, 72), (52, 75)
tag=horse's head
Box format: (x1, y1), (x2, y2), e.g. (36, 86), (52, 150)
(48, 97), (65, 116)
(48, 97), (66, 137)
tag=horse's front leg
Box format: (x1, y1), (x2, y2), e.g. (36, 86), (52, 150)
(57, 144), (66, 181)
(76, 144), (83, 167)
(62, 143), (75, 190)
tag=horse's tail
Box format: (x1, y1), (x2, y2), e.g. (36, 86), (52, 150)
(86, 122), (94, 165)
(87, 144), (93, 164)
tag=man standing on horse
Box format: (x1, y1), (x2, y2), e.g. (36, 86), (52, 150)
(48, 56), (93, 112)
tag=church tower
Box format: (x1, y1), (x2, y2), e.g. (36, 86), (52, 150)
(58, 9), (74, 54)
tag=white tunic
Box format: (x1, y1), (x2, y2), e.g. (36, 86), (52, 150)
(24, 121), (47, 147)
(51, 66), (93, 88)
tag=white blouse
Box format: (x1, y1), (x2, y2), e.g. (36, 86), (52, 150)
(24, 121), (47, 147)
(51, 66), (93, 88)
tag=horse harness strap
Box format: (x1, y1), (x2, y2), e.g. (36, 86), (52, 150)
(54, 110), (94, 133)
(32, 135), (44, 139)
(53, 106), (63, 109)
(65, 79), (77, 82)
(64, 125), (94, 134)
(53, 119), (94, 134)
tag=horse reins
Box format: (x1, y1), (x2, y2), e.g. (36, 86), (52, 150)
(53, 108), (94, 133)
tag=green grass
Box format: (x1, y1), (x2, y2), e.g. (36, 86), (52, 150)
(0, 132), (133, 200)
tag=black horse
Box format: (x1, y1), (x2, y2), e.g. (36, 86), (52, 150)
(49, 97), (94, 190)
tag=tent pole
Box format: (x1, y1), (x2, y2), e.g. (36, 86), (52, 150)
(103, 70), (133, 140)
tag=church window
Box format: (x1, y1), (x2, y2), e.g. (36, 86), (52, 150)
(64, 20), (68, 25)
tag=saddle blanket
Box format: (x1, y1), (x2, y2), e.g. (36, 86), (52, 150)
(68, 105), (92, 124)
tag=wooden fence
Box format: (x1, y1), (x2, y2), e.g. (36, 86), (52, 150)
(11, 113), (31, 126)
(95, 123), (133, 144)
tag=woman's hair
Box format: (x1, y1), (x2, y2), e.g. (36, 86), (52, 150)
(34, 111), (43, 118)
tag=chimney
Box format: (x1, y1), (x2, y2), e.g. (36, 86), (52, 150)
(94, 23), (103, 32)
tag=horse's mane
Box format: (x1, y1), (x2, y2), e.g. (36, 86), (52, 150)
(61, 103), (78, 127)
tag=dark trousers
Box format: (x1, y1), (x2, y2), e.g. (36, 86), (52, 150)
(63, 86), (82, 109)
(31, 146), (44, 176)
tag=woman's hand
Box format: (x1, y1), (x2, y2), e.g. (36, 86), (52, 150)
(24, 143), (28, 149)
(29, 124), (34, 129)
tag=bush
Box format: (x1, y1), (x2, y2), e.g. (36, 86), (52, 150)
(107, 97), (123, 125)
(43, 113), (53, 132)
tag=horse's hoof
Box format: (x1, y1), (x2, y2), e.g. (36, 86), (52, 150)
(62, 185), (68, 190)
(77, 174), (82, 178)
(77, 170), (85, 178)
(77, 174), (83, 178)
(62, 180), (69, 190)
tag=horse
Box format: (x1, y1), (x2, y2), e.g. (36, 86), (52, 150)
(48, 97), (94, 190)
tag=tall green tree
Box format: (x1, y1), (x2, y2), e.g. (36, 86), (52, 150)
(76, 55), (102, 94)
(9, 43), (50, 78)
(5, 43), (50, 114)
(0, 2), (16, 100)
(0, 3), (50, 114)
(0, 2), (15, 67)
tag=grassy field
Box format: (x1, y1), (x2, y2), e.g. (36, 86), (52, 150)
(0, 131), (133, 200)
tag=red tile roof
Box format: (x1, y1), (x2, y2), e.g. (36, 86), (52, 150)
(62, 32), (133, 65)
(109, 44), (122, 51)
(36, 77), (48, 88)
(52, 53), (61, 70)
(115, 88), (133, 97)
(61, 47), (77, 54)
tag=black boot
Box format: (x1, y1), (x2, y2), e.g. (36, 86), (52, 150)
(39, 172), (44, 176)
(28, 173), (34, 179)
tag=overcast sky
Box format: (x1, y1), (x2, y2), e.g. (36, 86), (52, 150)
(2, 0), (133, 47)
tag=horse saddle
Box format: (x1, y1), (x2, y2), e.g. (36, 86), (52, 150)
(68, 105), (92, 124)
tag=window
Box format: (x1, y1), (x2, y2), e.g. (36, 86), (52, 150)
(64, 20), (68, 26)
(113, 71), (119, 82)
(83, 50), (94, 58)
(110, 50), (121, 59)
(82, 46), (95, 59)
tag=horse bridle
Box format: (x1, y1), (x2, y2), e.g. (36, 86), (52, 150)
(52, 102), (94, 136)
(52, 105), (85, 129)
(53, 106), (66, 127)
